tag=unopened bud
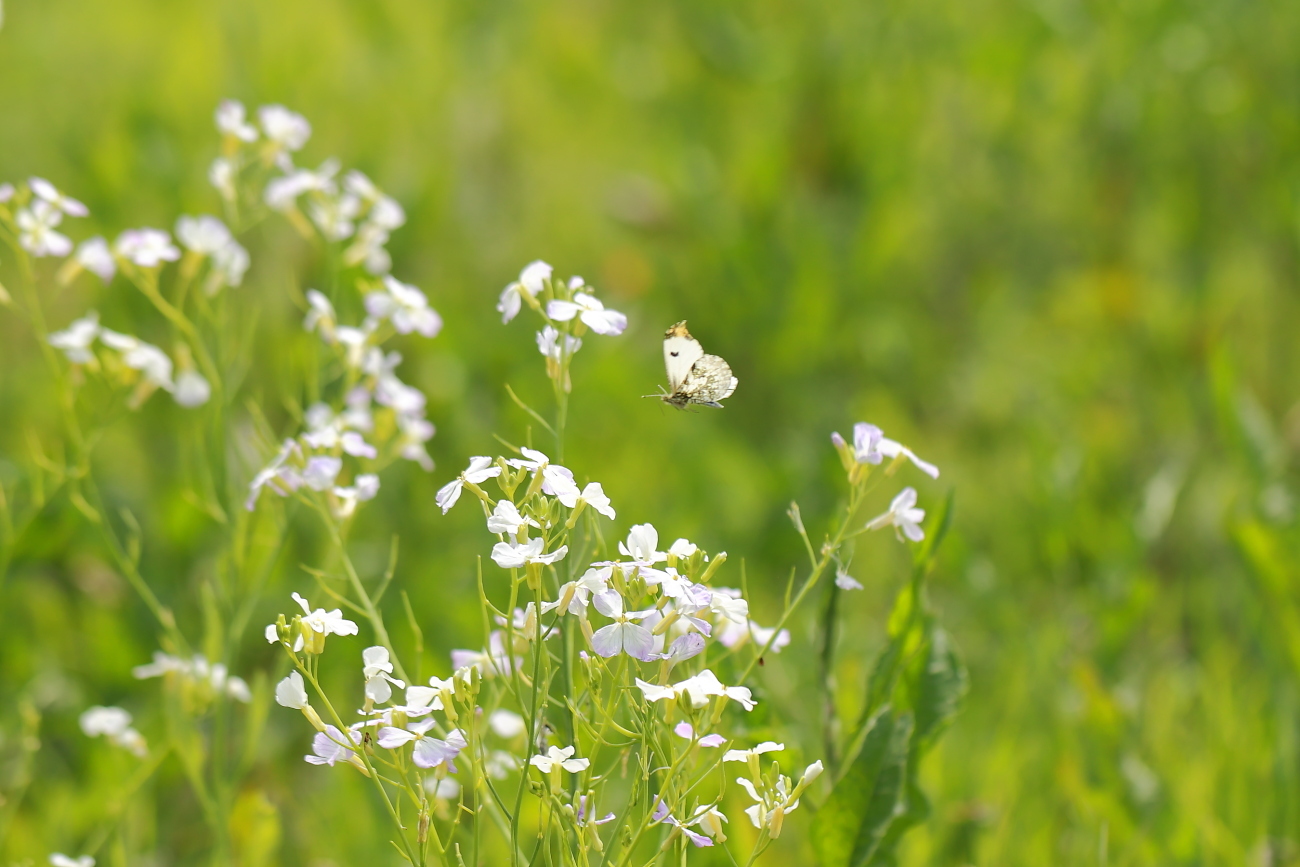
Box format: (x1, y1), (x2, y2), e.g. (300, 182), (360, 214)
(769, 805), (785, 839)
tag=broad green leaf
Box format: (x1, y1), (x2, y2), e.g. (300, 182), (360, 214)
(813, 707), (913, 867)
(913, 625), (968, 750)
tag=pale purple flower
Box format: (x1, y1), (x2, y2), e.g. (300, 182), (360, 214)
(674, 722), (726, 748)
(546, 292), (627, 336)
(115, 228), (180, 268)
(176, 215), (234, 254)
(651, 798), (714, 848)
(75, 237), (115, 282)
(303, 289), (337, 337)
(878, 437), (940, 479)
(865, 487), (926, 542)
(302, 456), (343, 491)
(246, 439), (303, 510)
(378, 721), (467, 770)
(29, 177), (88, 217)
(590, 591), (657, 661)
(305, 725), (359, 766)
(835, 569), (863, 591)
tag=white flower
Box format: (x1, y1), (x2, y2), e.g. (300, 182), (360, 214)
(849, 422), (883, 464)
(132, 652), (250, 702)
(506, 447), (582, 500)
(362, 646), (406, 703)
(715, 618), (790, 653)
(266, 591), (360, 652)
(668, 538), (697, 559)
(536, 325), (581, 361)
(650, 799), (714, 848)
(497, 259), (552, 323)
(98, 329), (174, 391)
(528, 744), (589, 774)
(546, 291), (627, 336)
(490, 537), (568, 569)
(426, 777), (461, 800)
(264, 159), (338, 210)
(636, 669), (755, 711)
(303, 289), (337, 337)
(366, 276), (442, 338)
(723, 741), (784, 763)
(114, 228), (180, 268)
(307, 191), (361, 241)
(173, 370), (212, 408)
(486, 500), (540, 535)
(835, 569), (863, 591)
(75, 237), (115, 282)
(619, 523), (667, 564)
(436, 456), (502, 513)
(215, 99), (258, 142)
(79, 706), (147, 757)
(488, 709), (526, 738)
(378, 722), (467, 769)
(544, 566), (613, 617)
(29, 176), (88, 217)
(589, 591), (657, 661)
(275, 671), (310, 709)
(176, 215), (234, 254)
(707, 589), (749, 624)
(865, 487), (926, 542)
(736, 774), (800, 836)
(17, 201), (72, 257)
(332, 474), (380, 518)
(555, 481), (616, 519)
(0, 183), (13, 203)
(209, 239), (250, 290)
(48, 312), (100, 364)
(258, 104), (311, 152)
(209, 157), (237, 201)
(878, 436), (940, 479)
(49, 855), (95, 867)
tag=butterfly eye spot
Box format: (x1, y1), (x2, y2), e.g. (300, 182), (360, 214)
(670, 351), (679, 357)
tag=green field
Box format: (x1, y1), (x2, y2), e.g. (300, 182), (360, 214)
(2, 0), (1298, 864)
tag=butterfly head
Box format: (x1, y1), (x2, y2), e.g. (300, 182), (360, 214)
(665, 321), (692, 340)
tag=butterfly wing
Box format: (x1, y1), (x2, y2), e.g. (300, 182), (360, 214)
(681, 354), (737, 407)
(663, 321), (704, 393)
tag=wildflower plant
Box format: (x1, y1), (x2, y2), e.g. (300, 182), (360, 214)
(0, 99), (966, 865)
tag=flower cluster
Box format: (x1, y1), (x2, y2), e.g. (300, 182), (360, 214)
(496, 260), (627, 392)
(132, 651), (253, 704)
(831, 421), (940, 545)
(78, 705), (147, 758)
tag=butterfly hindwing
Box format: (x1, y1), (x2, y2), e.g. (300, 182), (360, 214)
(655, 321), (737, 409)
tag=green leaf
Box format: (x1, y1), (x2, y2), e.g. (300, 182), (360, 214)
(913, 625), (968, 751)
(813, 706), (913, 867)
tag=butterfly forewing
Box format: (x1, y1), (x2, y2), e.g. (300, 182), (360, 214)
(662, 321), (704, 392)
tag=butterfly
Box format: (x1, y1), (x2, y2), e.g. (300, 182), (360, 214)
(648, 320), (738, 409)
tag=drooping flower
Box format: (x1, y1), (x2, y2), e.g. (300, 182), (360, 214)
(497, 259), (551, 323)
(362, 646), (406, 703)
(436, 456), (502, 513)
(835, 569), (864, 591)
(546, 291), (627, 336)
(865, 487), (926, 542)
(650, 798), (714, 848)
(275, 671), (310, 709)
(877, 436), (940, 479)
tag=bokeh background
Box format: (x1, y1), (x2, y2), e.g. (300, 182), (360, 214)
(2, 0), (1299, 863)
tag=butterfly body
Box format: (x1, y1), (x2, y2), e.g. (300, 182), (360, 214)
(653, 321), (737, 409)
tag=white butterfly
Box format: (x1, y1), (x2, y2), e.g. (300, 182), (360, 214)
(649, 320), (738, 409)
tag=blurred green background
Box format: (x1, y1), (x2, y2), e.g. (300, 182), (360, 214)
(3, 0), (1300, 863)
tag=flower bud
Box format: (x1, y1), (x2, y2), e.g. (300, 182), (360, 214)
(769, 805), (786, 838)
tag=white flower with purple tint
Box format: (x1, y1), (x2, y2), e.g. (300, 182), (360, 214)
(865, 487), (926, 542)
(546, 291), (627, 336)
(497, 259), (551, 323)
